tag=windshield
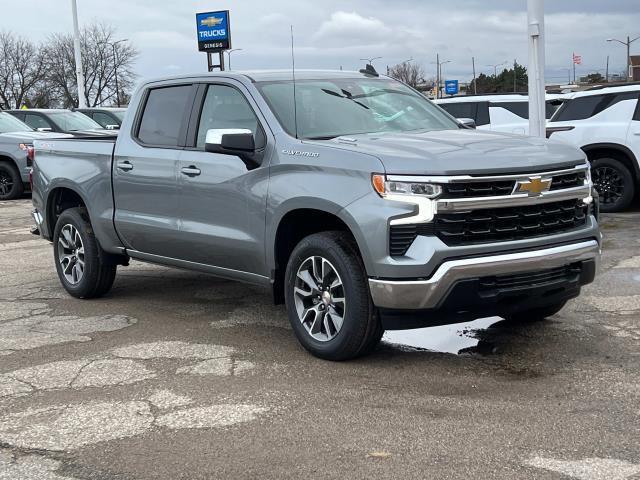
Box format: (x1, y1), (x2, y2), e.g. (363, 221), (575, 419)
(256, 77), (458, 139)
(113, 110), (126, 121)
(48, 111), (102, 131)
(0, 112), (33, 134)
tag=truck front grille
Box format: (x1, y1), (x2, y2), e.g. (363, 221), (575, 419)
(442, 181), (514, 198)
(434, 199), (588, 246)
(549, 171), (587, 191)
(389, 199), (589, 255)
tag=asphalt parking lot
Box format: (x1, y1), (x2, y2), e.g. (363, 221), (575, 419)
(0, 198), (639, 480)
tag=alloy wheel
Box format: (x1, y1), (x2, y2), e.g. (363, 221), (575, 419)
(0, 171), (13, 197)
(57, 224), (85, 285)
(592, 165), (624, 206)
(293, 256), (346, 342)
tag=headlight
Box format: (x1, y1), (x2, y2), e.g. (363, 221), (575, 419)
(372, 174), (442, 199)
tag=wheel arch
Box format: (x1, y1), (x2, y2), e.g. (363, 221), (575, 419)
(270, 204), (369, 305)
(581, 143), (640, 183)
(46, 185), (90, 239)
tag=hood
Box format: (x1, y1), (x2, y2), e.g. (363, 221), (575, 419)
(311, 129), (585, 175)
(0, 131), (73, 142)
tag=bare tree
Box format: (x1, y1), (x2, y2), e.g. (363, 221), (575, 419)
(388, 61), (426, 88)
(43, 23), (138, 108)
(0, 32), (47, 109)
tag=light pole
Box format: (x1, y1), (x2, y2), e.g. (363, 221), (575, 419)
(607, 35), (640, 81)
(431, 55), (450, 99)
(487, 61), (508, 77)
(70, 0), (86, 108)
(226, 48), (243, 70)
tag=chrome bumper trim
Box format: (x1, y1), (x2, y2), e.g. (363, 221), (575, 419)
(369, 240), (600, 310)
(436, 185), (591, 212)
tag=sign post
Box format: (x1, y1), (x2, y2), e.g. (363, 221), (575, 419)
(444, 80), (459, 96)
(196, 10), (231, 71)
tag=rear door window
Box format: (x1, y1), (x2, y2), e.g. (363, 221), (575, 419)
(137, 85), (193, 146)
(439, 102), (477, 121)
(492, 102), (529, 119)
(25, 114), (53, 130)
(553, 92), (639, 121)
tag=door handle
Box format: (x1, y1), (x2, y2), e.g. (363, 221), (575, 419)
(181, 166), (201, 177)
(116, 161), (133, 171)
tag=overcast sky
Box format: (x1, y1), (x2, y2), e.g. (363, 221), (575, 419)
(2, 0), (639, 85)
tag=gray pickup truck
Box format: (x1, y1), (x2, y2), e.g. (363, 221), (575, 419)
(32, 70), (601, 360)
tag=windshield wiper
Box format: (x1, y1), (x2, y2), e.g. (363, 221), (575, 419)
(321, 89), (370, 110)
(307, 135), (338, 140)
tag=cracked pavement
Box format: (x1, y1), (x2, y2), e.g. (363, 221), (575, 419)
(1, 198), (639, 479)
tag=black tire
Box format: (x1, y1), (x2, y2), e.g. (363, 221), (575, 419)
(591, 158), (634, 213)
(53, 207), (117, 299)
(0, 161), (24, 200)
(506, 301), (567, 323)
(284, 231), (383, 361)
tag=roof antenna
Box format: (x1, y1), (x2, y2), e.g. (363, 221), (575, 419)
(290, 25), (299, 139)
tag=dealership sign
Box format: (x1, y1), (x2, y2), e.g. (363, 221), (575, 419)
(196, 10), (231, 52)
(444, 80), (459, 95)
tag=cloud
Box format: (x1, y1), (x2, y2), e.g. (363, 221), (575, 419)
(313, 11), (392, 46)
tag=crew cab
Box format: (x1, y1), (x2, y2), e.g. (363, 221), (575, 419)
(31, 70), (601, 360)
(547, 83), (640, 212)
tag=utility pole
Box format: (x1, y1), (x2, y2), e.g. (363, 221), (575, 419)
(527, 0), (546, 138)
(513, 58), (517, 92)
(70, 0), (86, 108)
(606, 55), (609, 82)
(607, 35), (640, 81)
(573, 53), (576, 84)
(472, 56), (477, 94)
(432, 54), (451, 99)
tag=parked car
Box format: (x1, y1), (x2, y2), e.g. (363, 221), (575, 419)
(547, 83), (640, 212)
(32, 70), (600, 360)
(7, 109), (111, 136)
(75, 107), (127, 130)
(0, 112), (71, 200)
(435, 94), (566, 135)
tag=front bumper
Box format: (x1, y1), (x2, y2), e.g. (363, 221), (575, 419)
(369, 239), (600, 310)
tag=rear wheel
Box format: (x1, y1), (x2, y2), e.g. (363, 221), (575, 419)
(53, 207), (117, 298)
(591, 158), (634, 212)
(0, 162), (24, 200)
(284, 231), (382, 361)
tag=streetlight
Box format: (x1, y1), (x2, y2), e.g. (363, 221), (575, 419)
(226, 48), (243, 70)
(606, 35), (640, 81)
(487, 61), (508, 77)
(100, 39), (128, 107)
(431, 55), (450, 99)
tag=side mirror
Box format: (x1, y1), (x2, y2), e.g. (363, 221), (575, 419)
(36, 127), (53, 132)
(204, 128), (260, 169)
(457, 118), (476, 129)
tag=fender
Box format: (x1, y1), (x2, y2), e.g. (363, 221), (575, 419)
(581, 142), (640, 180)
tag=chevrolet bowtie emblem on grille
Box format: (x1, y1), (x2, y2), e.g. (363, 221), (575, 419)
(515, 176), (552, 196)
(200, 16), (223, 27)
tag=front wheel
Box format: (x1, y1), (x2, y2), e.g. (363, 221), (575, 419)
(284, 231), (383, 361)
(53, 207), (117, 299)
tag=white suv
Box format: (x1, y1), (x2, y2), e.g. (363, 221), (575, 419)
(547, 84), (640, 212)
(435, 94), (565, 135)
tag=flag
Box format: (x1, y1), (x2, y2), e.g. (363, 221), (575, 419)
(573, 53), (582, 65)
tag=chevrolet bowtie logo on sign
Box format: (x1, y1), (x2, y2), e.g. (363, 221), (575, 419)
(515, 177), (552, 196)
(200, 16), (223, 27)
